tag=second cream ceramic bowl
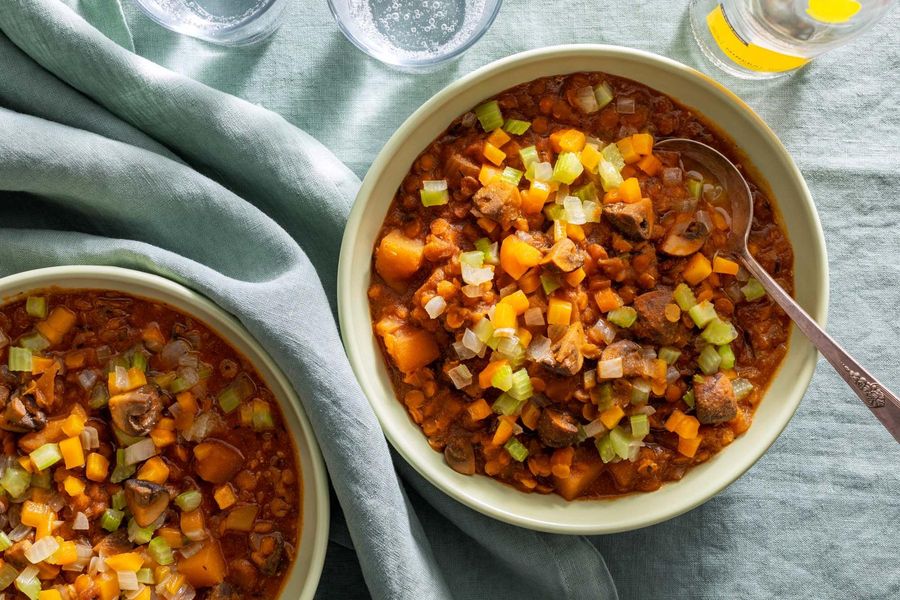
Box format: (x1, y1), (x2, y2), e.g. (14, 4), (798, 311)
(338, 45), (828, 534)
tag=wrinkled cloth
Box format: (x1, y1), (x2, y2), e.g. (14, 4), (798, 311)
(0, 1), (615, 599)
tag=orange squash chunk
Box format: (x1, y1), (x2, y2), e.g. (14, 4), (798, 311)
(383, 326), (440, 373)
(177, 540), (227, 588)
(375, 229), (424, 288)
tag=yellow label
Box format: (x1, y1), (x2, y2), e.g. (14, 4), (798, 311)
(806, 0), (861, 24)
(706, 4), (809, 73)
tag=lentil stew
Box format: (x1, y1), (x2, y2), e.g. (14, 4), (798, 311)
(0, 290), (300, 599)
(368, 72), (793, 500)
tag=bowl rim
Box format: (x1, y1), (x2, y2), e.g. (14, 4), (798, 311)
(0, 265), (330, 598)
(338, 44), (829, 534)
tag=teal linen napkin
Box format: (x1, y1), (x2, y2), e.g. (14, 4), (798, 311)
(0, 1), (616, 599)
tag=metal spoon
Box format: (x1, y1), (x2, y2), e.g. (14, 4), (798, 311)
(656, 138), (900, 443)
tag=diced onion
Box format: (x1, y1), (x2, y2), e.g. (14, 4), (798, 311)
(423, 179), (448, 192)
(448, 365), (473, 389)
(616, 96), (636, 114)
(523, 307), (545, 327)
(533, 162), (553, 182)
(118, 570), (140, 591)
(563, 196), (587, 225)
(114, 366), (129, 392)
(424, 296), (447, 319)
(498, 284), (517, 298)
(183, 411), (224, 442)
(89, 556), (106, 575)
(598, 357), (624, 379)
(25, 535), (59, 563)
(461, 264), (494, 285)
(63, 542), (94, 572)
(74, 512), (90, 530)
(8, 524), (33, 541)
(592, 318), (616, 344)
(461, 284), (483, 298)
(573, 86), (600, 113)
(124, 438), (157, 465)
(80, 426), (100, 451)
(496, 336), (521, 356)
(635, 405), (657, 416)
(179, 542), (204, 559)
(492, 327), (516, 339)
(583, 418), (608, 438)
(526, 336), (552, 363)
(78, 369), (99, 391)
(453, 342), (476, 361)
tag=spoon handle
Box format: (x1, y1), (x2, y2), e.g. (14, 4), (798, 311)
(740, 252), (900, 443)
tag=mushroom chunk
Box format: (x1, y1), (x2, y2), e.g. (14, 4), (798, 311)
(543, 238), (585, 273)
(537, 408), (581, 448)
(542, 322), (585, 376)
(209, 583), (241, 600)
(0, 389), (47, 433)
(444, 437), (475, 475)
(603, 198), (655, 240)
(108, 384), (162, 437)
(193, 438), (245, 484)
(473, 181), (522, 228)
(660, 211), (711, 256)
(600, 340), (646, 377)
(694, 373), (738, 424)
(124, 479), (171, 527)
(250, 532), (285, 576)
(93, 530), (132, 557)
(631, 288), (691, 346)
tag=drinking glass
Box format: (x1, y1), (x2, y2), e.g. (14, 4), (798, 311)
(133, 0), (290, 46)
(689, 0), (896, 79)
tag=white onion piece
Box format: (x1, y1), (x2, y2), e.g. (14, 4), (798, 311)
(25, 536), (59, 563)
(496, 337), (521, 356)
(583, 369), (597, 389)
(492, 327), (517, 339)
(462, 329), (484, 354)
(533, 162), (553, 182)
(117, 571), (140, 591)
(113, 366), (129, 392)
(63, 541), (93, 572)
(573, 86), (600, 113)
(523, 307), (544, 327)
(526, 335), (552, 362)
(183, 411), (224, 442)
(616, 96), (636, 114)
(8, 524), (32, 541)
(80, 426), (100, 451)
(124, 438), (157, 465)
(563, 196), (587, 225)
(423, 179), (448, 192)
(89, 556), (106, 575)
(15, 565), (39, 588)
(453, 342), (476, 361)
(498, 284), (517, 298)
(592, 318), (616, 344)
(73, 512), (90, 530)
(159, 339), (191, 370)
(635, 405), (657, 416)
(77, 369), (98, 391)
(598, 357), (624, 379)
(461, 264), (494, 285)
(461, 284), (483, 298)
(179, 542), (204, 559)
(583, 418), (608, 438)
(424, 296), (447, 319)
(666, 366), (680, 384)
(448, 365), (473, 390)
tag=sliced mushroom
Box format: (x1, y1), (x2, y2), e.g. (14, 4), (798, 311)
(93, 530), (132, 557)
(250, 532), (285, 576)
(473, 181), (523, 228)
(660, 211), (711, 256)
(537, 408), (581, 448)
(603, 198), (655, 240)
(542, 238), (585, 273)
(193, 438), (245, 484)
(209, 583), (241, 600)
(694, 373), (738, 425)
(542, 322), (585, 376)
(632, 288), (691, 346)
(0, 389), (47, 433)
(124, 479), (171, 527)
(444, 437), (475, 475)
(108, 384), (162, 437)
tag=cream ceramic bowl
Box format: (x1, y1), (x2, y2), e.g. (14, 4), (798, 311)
(338, 45), (828, 534)
(0, 266), (329, 598)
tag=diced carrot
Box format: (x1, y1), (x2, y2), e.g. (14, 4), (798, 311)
(85, 453), (109, 482)
(108, 367), (147, 395)
(21, 500), (50, 527)
(150, 427), (177, 449)
(636, 153), (662, 176)
(565, 268), (586, 287)
(180, 510), (207, 541)
(616, 137), (641, 164)
(63, 350), (87, 370)
(566, 223), (586, 242)
(520, 401), (541, 430)
(479, 164), (502, 186)
(483, 142), (506, 166)
(522, 181), (550, 214)
(517, 325), (532, 346)
(620, 165), (638, 179)
(467, 398), (493, 421)
(213, 484), (238, 510)
(594, 288), (623, 312)
(104, 552), (144, 572)
(500, 235), (543, 280)
(618, 177), (641, 203)
(63, 476), (85, 497)
(479, 360), (509, 389)
(487, 128), (511, 148)
(157, 526), (185, 549)
(31, 356), (55, 375)
(477, 217), (498, 233)
(665, 409), (687, 432)
(61, 413), (85, 437)
(518, 268), (541, 294)
(729, 409), (751, 435)
(39, 590), (63, 600)
(142, 322), (166, 350)
(547, 298), (572, 326)
(137, 456), (170, 485)
(491, 416), (515, 446)
(677, 435), (702, 458)
(49, 540), (78, 566)
(683, 253), (713, 285)
(550, 129), (586, 153)
(674, 414), (700, 440)
(711, 209), (730, 231)
(631, 133), (654, 155)
(599, 405), (625, 429)
(383, 326), (440, 373)
(58, 436), (85, 470)
(580, 143), (603, 172)
(36, 307), (76, 345)
(491, 302), (517, 330)
(500, 290), (529, 315)
(713, 255), (740, 275)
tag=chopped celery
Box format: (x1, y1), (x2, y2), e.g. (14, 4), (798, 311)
(7, 346), (32, 372)
(0, 463), (30, 497)
(552, 152), (584, 185)
(688, 300), (717, 328)
(113, 427), (144, 447)
(127, 518), (155, 544)
(29, 442), (62, 471)
(217, 386), (242, 414)
(573, 182), (598, 203)
(491, 393), (523, 416)
(591, 383), (615, 410)
(500, 167), (523, 186)
(504, 437), (529, 462)
(110, 448), (136, 484)
(687, 178), (703, 199)
(15, 573), (40, 600)
(732, 378), (754, 401)
(701, 318), (738, 345)
(718, 344), (736, 370)
(544, 203), (564, 222)
(658, 346), (682, 365)
(519, 145), (539, 169)
(131, 351), (148, 372)
(741, 278), (766, 301)
(630, 414), (650, 438)
(136, 568), (155, 585)
(89, 383), (109, 408)
(112, 489), (127, 511)
(491, 364), (513, 391)
(175, 490), (202, 512)
(593, 82), (614, 109)
(582, 200), (601, 223)
(503, 118), (531, 135)
(631, 379), (651, 404)
(508, 369), (533, 401)
(473, 318), (494, 344)
(100, 508), (124, 532)
(0, 562), (18, 591)
(419, 180), (450, 207)
(0, 531), (11, 552)
(683, 388), (696, 408)
(148, 537), (174, 566)
(252, 399), (275, 431)
(474, 101), (503, 132)
(596, 434), (616, 463)
(563, 196), (587, 225)
(18, 332), (49, 352)
(30, 470), (50, 489)
(607, 306), (637, 328)
(540, 274), (561, 295)
(601, 143), (625, 171)
(609, 426), (631, 460)
(597, 159), (624, 191)
(698, 345), (722, 375)
(474, 238), (499, 265)
(25, 296), (47, 319)
(673, 283), (697, 311)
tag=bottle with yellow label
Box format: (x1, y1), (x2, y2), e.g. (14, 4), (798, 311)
(689, 0), (895, 79)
